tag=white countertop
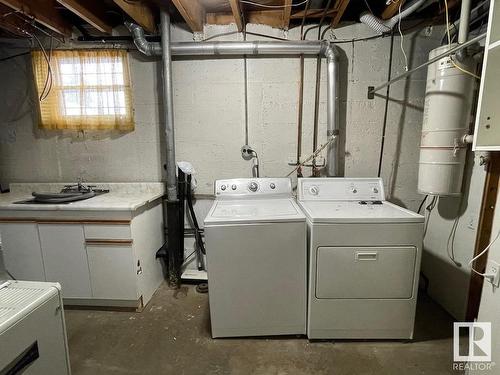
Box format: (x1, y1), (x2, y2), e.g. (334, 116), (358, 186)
(0, 183), (165, 212)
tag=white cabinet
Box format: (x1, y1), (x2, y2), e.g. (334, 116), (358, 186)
(86, 243), (138, 300)
(0, 223), (45, 281)
(38, 224), (92, 299)
(0, 202), (164, 309)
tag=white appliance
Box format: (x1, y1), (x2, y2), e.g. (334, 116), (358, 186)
(0, 280), (71, 374)
(204, 178), (307, 338)
(297, 178), (424, 339)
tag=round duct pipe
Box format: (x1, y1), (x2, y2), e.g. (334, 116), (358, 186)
(418, 44), (476, 196)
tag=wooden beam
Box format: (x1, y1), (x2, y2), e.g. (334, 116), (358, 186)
(229, 0), (243, 32)
(56, 0), (112, 34)
(466, 153), (500, 321)
(171, 0), (205, 32)
(113, 0), (156, 33)
(0, 3), (34, 36)
(291, 8), (337, 19)
(331, 0), (350, 27)
(381, 0), (405, 20)
(0, 0), (72, 36)
(282, 0), (292, 29)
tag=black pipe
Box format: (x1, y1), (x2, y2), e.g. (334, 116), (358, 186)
(166, 200), (181, 286)
(186, 175), (206, 256)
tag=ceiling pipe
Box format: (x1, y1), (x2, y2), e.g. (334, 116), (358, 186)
(458, 0), (472, 44)
(126, 22), (341, 176)
(160, 11), (181, 287)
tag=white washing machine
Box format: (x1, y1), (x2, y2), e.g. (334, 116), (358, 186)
(204, 178), (306, 338)
(297, 178), (424, 339)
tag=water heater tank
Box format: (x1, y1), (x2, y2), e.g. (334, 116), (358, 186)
(418, 44), (476, 196)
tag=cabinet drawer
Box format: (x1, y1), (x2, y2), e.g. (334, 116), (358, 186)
(87, 244), (138, 300)
(84, 224), (131, 240)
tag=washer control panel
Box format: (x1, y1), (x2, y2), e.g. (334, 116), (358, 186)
(215, 178), (292, 198)
(298, 178), (385, 201)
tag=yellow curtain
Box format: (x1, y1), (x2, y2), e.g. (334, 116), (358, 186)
(32, 49), (134, 131)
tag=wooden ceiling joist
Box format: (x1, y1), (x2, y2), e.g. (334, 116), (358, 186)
(113, 0), (156, 33)
(381, 0), (405, 20)
(331, 0), (350, 27)
(282, 0), (292, 29)
(0, 0), (72, 36)
(56, 0), (112, 34)
(171, 0), (205, 32)
(291, 8), (337, 19)
(0, 3), (35, 37)
(229, 0), (244, 31)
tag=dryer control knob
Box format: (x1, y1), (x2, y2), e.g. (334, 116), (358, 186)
(270, 183), (276, 189)
(248, 182), (259, 192)
(221, 185), (226, 191)
(309, 186), (319, 195)
(231, 184), (237, 190)
(372, 187), (379, 193)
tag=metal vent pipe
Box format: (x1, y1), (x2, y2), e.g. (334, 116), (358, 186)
(126, 21), (341, 177)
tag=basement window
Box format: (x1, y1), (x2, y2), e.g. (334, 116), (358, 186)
(31, 49), (134, 131)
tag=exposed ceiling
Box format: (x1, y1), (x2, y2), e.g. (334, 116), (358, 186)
(0, 0), (460, 39)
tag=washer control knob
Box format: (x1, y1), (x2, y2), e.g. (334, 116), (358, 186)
(309, 186), (319, 196)
(372, 187), (379, 193)
(231, 184), (237, 190)
(270, 183), (276, 189)
(221, 185), (226, 191)
(248, 182), (259, 192)
(352, 188), (358, 194)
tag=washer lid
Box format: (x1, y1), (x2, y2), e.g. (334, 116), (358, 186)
(297, 201), (424, 223)
(204, 198), (305, 225)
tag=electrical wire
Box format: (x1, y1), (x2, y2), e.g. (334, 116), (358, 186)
(443, 0), (481, 80)
(446, 210), (462, 267)
(398, 1), (409, 71)
(31, 33), (53, 101)
(469, 228), (500, 278)
(417, 195), (428, 213)
(202, 30), (289, 42)
(239, 0), (310, 8)
(423, 195), (437, 237)
(0, 51), (30, 62)
(5, 269), (16, 280)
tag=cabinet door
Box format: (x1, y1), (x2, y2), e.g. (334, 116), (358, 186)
(0, 223), (45, 281)
(38, 224), (92, 299)
(86, 244), (138, 300)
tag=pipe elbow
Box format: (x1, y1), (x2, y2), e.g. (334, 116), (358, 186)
(125, 21), (161, 56)
(322, 41), (340, 62)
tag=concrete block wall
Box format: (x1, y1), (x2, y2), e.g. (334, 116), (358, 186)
(0, 22), (444, 211)
(0, 22), (483, 317)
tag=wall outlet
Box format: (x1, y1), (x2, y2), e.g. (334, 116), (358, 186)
(485, 260), (500, 287)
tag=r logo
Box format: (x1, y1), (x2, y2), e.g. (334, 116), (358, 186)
(454, 322), (492, 362)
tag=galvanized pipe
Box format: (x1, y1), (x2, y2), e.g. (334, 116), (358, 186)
(127, 23), (341, 176)
(160, 12), (178, 201)
(325, 48), (340, 177)
(458, 0), (472, 44)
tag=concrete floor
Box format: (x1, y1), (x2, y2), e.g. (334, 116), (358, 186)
(65, 283), (461, 375)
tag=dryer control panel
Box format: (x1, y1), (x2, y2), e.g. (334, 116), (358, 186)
(298, 178), (385, 201)
(215, 178), (292, 198)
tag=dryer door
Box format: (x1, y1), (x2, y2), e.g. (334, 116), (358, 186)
(315, 246), (416, 299)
